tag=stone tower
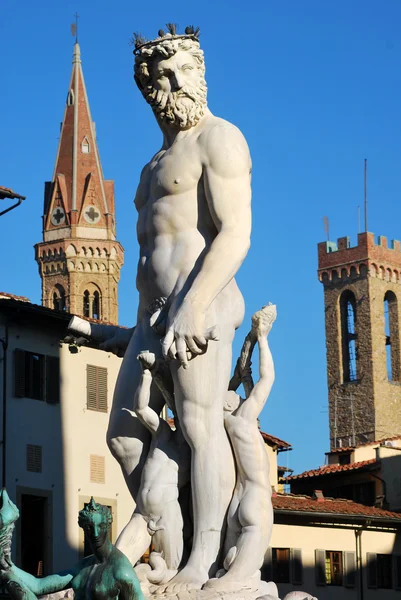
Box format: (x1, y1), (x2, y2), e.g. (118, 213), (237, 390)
(318, 232), (401, 449)
(35, 43), (124, 324)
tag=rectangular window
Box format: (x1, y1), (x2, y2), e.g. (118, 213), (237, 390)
(377, 554), (392, 589)
(90, 455), (105, 484)
(325, 551), (343, 586)
(26, 445), (42, 473)
(272, 548), (290, 583)
(14, 350), (60, 403)
(87, 365), (108, 412)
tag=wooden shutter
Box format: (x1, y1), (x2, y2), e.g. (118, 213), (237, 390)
(394, 555), (401, 590)
(291, 548), (303, 585)
(315, 549), (326, 586)
(45, 356), (60, 404)
(97, 367), (107, 412)
(367, 552), (377, 588)
(87, 365), (107, 412)
(261, 546), (272, 582)
(26, 445), (42, 472)
(14, 349), (26, 398)
(90, 455), (105, 483)
(344, 551), (356, 587)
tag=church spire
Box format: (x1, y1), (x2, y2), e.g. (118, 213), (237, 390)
(34, 43), (124, 324)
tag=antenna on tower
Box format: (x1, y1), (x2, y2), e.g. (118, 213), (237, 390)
(71, 12), (79, 43)
(357, 205), (361, 234)
(323, 215), (330, 241)
(364, 158), (368, 232)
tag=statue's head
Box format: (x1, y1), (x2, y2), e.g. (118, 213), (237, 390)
(78, 498), (112, 550)
(133, 24), (207, 130)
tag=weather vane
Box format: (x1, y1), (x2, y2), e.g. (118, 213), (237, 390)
(71, 12), (79, 43)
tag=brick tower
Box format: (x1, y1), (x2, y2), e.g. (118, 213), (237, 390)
(318, 232), (401, 449)
(35, 43), (124, 324)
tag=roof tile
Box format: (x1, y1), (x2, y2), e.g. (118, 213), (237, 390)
(285, 458), (378, 481)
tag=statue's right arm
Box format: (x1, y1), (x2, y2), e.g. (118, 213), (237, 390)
(9, 557), (93, 595)
(239, 335), (275, 421)
(134, 371), (160, 434)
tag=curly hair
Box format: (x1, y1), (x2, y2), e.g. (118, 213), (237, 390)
(78, 498), (113, 529)
(134, 36), (205, 98)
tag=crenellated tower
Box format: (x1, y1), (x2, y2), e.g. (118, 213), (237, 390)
(35, 43), (124, 324)
(318, 232), (401, 449)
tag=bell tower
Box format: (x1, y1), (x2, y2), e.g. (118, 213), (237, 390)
(318, 232), (401, 449)
(35, 43), (124, 324)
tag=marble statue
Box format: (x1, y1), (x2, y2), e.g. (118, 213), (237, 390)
(107, 24), (252, 593)
(67, 25), (318, 600)
(205, 305), (276, 592)
(0, 491), (144, 600)
(116, 351), (190, 580)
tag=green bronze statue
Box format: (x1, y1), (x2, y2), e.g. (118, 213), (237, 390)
(0, 490), (144, 600)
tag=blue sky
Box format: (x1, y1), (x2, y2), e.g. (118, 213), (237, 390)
(2, 1), (401, 475)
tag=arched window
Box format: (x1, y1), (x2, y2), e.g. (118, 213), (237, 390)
(340, 291), (357, 382)
(83, 290), (90, 317)
(92, 291), (101, 320)
(52, 284), (66, 311)
(81, 137), (90, 154)
(67, 89), (74, 106)
(82, 284), (102, 320)
(384, 291), (399, 381)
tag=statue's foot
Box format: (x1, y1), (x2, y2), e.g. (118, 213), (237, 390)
(154, 565), (208, 594)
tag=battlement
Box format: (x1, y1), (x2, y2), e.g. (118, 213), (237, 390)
(318, 232), (401, 284)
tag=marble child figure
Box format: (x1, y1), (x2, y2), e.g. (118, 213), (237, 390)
(107, 25), (251, 590)
(116, 351), (190, 581)
(206, 305), (276, 591)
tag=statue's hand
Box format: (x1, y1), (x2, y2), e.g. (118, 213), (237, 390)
(251, 303), (277, 338)
(162, 299), (216, 368)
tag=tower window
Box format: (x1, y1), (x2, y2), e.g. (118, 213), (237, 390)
(340, 291), (357, 382)
(81, 137), (90, 154)
(384, 291), (399, 381)
(83, 290), (90, 317)
(67, 89), (74, 106)
(83, 285), (102, 320)
(52, 284), (66, 311)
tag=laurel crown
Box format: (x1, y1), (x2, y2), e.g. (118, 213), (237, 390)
(132, 23), (200, 55)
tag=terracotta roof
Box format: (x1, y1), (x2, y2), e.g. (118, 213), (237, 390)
(285, 458), (378, 481)
(328, 435), (401, 454)
(272, 493), (401, 521)
(0, 292), (31, 303)
(277, 465), (293, 473)
(0, 186), (25, 200)
(260, 431), (292, 450)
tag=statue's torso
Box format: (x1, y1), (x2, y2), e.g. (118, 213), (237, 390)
(135, 118), (218, 307)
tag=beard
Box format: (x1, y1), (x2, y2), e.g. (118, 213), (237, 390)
(146, 81), (207, 129)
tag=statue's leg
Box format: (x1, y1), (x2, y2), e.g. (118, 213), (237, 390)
(207, 488), (273, 589)
(151, 500), (184, 571)
(107, 320), (164, 500)
(165, 299), (243, 589)
(115, 512), (151, 565)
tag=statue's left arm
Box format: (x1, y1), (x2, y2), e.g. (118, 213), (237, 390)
(163, 122), (252, 366)
(239, 333), (275, 421)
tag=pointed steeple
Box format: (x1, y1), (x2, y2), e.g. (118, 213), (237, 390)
(35, 43), (124, 325)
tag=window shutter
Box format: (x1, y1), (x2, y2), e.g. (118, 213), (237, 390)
(87, 365), (107, 412)
(97, 367), (107, 412)
(90, 455), (105, 483)
(26, 445), (42, 473)
(45, 356), (60, 404)
(261, 547), (272, 582)
(315, 549), (326, 586)
(291, 548), (303, 585)
(14, 349), (26, 398)
(344, 551), (356, 587)
(367, 552), (377, 588)
(394, 555), (401, 590)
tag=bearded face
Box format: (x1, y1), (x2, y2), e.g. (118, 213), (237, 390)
(140, 49), (208, 129)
